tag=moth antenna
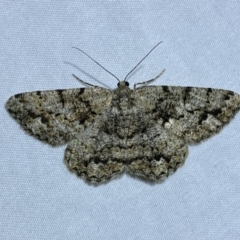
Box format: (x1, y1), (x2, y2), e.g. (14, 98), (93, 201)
(72, 47), (120, 82)
(124, 41), (163, 81)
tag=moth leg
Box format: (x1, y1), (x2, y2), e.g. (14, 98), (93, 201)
(72, 74), (96, 87)
(65, 136), (125, 184)
(134, 69), (165, 89)
(127, 129), (188, 181)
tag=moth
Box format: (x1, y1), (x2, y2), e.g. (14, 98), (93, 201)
(6, 42), (240, 184)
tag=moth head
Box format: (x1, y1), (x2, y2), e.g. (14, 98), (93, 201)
(117, 81), (129, 88)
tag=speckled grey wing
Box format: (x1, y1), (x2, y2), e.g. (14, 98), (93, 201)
(135, 85), (240, 143)
(6, 87), (112, 145)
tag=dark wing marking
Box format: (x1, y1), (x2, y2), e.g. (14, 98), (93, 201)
(6, 87), (112, 145)
(134, 86), (240, 143)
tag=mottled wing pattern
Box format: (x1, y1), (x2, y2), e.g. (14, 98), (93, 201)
(6, 87), (112, 145)
(135, 85), (240, 143)
(64, 84), (240, 184)
(6, 82), (240, 185)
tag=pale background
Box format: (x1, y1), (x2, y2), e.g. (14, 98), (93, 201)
(1, 1), (240, 240)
